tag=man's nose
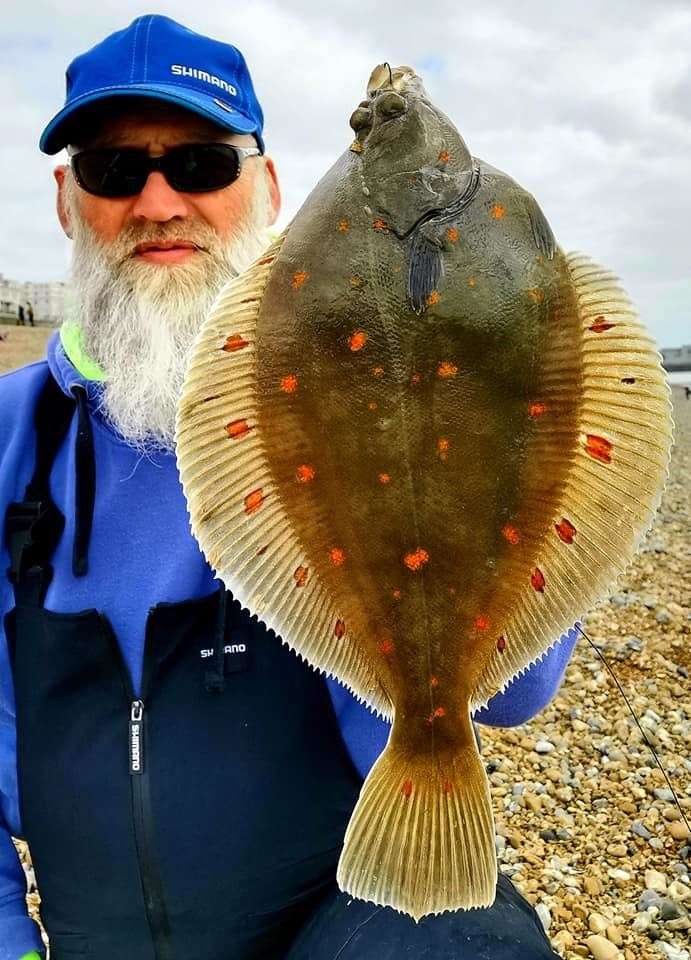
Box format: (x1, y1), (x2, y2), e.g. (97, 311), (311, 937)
(130, 171), (190, 221)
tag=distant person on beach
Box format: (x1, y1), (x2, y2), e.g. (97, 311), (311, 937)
(0, 16), (577, 960)
(15, 304), (24, 326)
(25, 303), (34, 327)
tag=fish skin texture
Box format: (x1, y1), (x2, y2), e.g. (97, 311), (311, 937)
(176, 63), (673, 920)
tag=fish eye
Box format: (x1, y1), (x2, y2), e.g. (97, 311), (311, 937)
(349, 106), (373, 133)
(377, 91), (407, 118)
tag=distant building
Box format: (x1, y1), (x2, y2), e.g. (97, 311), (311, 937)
(0, 274), (68, 326)
(22, 281), (69, 326)
(0, 274), (25, 323)
(662, 345), (691, 372)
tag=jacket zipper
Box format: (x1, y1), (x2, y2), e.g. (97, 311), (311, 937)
(100, 612), (173, 960)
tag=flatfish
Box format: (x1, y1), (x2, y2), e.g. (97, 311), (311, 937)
(176, 64), (672, 919)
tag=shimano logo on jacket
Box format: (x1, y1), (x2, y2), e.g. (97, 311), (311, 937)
(200, 643), (246, 658)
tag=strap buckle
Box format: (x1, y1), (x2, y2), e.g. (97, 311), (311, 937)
(4, 498), (65, 585)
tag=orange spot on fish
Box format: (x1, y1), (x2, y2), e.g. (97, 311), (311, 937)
(378, 472), (391, 484)
(349, 330), (368, 351)
(447, 586), (457, 596)
(244, 489), (264, 515)
(427, 290), (441, 306)
(437, 361), (458, 378)
(426, 706), (446, 724)
(502, 524), (521, 545)
(442, 779), (453, 794)
(226, 419), (251, 439)
(222, 334), (249, 352)
(555, 518), (577, 543)
(528, 402), (547, 418)
(373, 218), (389, 231)
(335, 619), (346, 639)
(258, 256), (275, 266)
(295, 464), (315, 483)
(368, 401), (378, 411)
(446, 226), (459, 243)
(379, 637), (395, 655)
(528, 288), (545, 304)
(468, 276), (477, 288)
(329, 546), (346, 566)
(497, 635), (507, 653)
(280, 374), (299, 393)
(392, 588), (402, 600)
(337, 218), (350, 232)
(373, 366), (384, 377)
(438, 149), (450, 163)
(404, 547), (429, 571)
(240, 296), (259, 304)
(474, 616), (490, 631)
(490, 203), (506, 219)
(585, 434), (613, 464)
(294, 565), (309, 587)
(437, 437), (450, 460)
(410, 372), (421, 385)
(256, 544), (269, 556)
(292, 271), (308, 290)
(531, 568), (546, 592)
(430, 675), (440, 688)
(402, 779), (413, 798)
(350, 275), (362, 287)
(350, 140), (363, 153)
(589, 315), (615, 333)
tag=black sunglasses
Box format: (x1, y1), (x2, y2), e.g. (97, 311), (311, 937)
(70, 143), (261, 198)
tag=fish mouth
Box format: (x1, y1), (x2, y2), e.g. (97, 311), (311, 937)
(367, 63), (418, 97)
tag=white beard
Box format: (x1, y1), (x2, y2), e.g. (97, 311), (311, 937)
(65, 171), (272, 453)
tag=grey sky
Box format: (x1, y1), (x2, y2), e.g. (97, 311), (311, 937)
(2, 0), (690, 346)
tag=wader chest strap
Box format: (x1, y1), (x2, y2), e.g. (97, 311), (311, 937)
(4, 373), (76, 605)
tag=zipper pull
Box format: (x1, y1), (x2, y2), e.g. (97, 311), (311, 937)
(129, 699), (145, 776)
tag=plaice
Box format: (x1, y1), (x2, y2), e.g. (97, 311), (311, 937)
(175, 63), (673, 920)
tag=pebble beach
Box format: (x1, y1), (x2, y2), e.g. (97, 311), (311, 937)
(482, 385), (690, 960)
(5, 323), (688, 958)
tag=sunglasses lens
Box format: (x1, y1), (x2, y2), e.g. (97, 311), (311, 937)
(166, 144), (241, 192)
(73, 150), (148, 198)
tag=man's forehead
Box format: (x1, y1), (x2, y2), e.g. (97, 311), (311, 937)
(68, 97), (255, 150)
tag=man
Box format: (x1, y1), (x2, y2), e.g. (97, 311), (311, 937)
(0, 15), (577, 960)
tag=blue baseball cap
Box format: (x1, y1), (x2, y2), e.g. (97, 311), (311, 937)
(40, 15), (265, 154)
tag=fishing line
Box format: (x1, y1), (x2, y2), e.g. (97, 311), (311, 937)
(576, 623), (690, 833)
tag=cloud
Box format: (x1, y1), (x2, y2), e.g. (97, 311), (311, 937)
(2, 0), (690, 345)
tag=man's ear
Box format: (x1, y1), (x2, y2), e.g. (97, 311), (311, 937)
(262, 156), (281, 226)
(54, 165), (73, 239)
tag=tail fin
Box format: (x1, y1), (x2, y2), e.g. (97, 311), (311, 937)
(336, 709), (497, 920)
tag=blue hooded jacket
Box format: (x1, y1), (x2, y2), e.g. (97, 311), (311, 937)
(0, 331), (578, 959)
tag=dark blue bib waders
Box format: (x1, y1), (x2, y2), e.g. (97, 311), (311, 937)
(4, 371), (560, 959)
(4, 372), (362, 959)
